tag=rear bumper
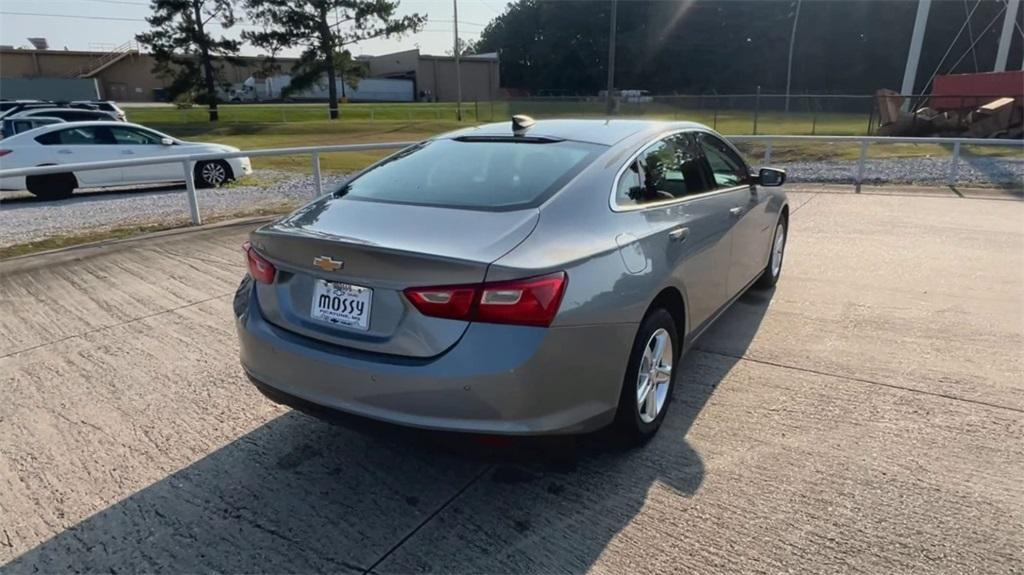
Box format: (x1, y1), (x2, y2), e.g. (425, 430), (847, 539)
(234, 278), (637, 435)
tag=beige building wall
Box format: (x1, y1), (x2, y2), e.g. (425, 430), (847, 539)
(2, 47), (499, 102)
(366, 49), (420, 78)
(416, 56), (499, 101)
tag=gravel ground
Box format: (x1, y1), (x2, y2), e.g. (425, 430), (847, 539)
(1, 156), (1021, 248)
(785, 155), (1024, 185)
(0, 171), (346, 248)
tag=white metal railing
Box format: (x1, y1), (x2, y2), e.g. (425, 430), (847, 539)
(730, 135), (1023, 188)
(0, 135), (1020, 226)
(0, 142), (415, 225)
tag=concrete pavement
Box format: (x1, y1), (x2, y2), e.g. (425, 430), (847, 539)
(0, 189), (1021, 573)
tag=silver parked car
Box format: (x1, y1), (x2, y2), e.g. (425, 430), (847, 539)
(234, 118), (788, 441)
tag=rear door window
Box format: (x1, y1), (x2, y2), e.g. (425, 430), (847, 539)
(35, 126), (116, 145)
(696, 132), (750, 188)
(614, 133), (713, 208)
(336, 138), (604, 211)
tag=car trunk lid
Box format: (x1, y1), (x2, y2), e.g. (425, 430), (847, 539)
(249, 196), (539, 358)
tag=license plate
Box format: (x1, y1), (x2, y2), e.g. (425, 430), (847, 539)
(311, 279), (372, 331)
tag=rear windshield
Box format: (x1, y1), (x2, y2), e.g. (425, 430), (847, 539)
(335, 138), (604, 211)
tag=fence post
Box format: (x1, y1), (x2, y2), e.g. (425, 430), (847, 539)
(763, 140), (773, 164)
(713, 98), (719, 130)
(855, 140), (869, 191)
(753, 85), (761, 135)
(475, 101), (479, 121)
(947, 141), (961, 186)
(182, 160), (201, 225)
(312, 151), (323, 197)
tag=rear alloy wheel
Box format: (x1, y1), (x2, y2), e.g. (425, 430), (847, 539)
(615, 308), (678, 443)
(26, 172), (77, 200)
(195, 160), (232, 188)
(754, 216), (787, 289)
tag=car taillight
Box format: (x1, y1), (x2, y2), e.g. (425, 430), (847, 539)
(242, 241), (276, 284)
(0, 150), (11, 157)
(404, 272), (567, 327)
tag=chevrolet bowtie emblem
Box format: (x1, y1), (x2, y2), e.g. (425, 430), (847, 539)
(312, 256), (344, 272)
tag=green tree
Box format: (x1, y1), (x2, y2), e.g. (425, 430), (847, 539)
(474, 0), (1019, 96)
(446, 37), (478, 57)
(136, 0), (240, 122)
(244, 0), (425, 119)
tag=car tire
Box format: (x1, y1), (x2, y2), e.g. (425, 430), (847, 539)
(754, 215), (788, 289)
(195, 160), (232, 188)
(26, 172), (77, 200)
(614, 307), (679, 444)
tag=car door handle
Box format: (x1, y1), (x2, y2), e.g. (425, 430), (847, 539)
(121, 150), (135, 155)
(668, 226), (689, 242)
(57, 149), (72, 155)
(729, 207), (745, 217)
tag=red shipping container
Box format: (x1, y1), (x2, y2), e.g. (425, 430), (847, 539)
(930, 71), (1024, 110)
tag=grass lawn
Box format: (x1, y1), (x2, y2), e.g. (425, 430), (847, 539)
(148, 120), (465, 172)
(0, 204), (292, 260)
(126, 101), (872, 136)
(125, 103), (1021, 174)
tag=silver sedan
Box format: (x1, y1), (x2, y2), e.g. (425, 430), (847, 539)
(234, 118), (788, 442)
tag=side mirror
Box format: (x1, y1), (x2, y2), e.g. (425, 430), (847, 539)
(757, 167), (786, 187)
(160, 137), (175, 146)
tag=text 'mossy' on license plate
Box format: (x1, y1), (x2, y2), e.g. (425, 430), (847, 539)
(311, 279), (372, 331)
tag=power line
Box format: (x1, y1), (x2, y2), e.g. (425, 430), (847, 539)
(1, 11), (489, 30)
(74, 0), (150, 6)
(0, 10), (146, 22)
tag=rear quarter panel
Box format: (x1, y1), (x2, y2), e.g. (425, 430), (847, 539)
(486, 132), (696, 335)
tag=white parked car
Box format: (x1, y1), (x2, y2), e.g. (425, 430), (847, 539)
(71, 100), (128, 122)
(5, 107), (119, 122)
(0, 121), (252, 200)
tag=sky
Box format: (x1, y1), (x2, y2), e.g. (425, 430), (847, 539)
(0, 0), (510, 57)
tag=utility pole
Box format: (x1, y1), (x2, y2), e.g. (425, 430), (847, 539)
(900, 0), (932, 111)
(453, 0), (463, 121)
(784, 0), (802, 113)
(605, 0), (618, 116)
(994, 0), (1020, 71)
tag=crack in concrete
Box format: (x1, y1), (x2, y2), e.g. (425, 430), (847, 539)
(361, 464), (494, 574)
(0, 292), (233, 360)
(693, 348), (1024, 415)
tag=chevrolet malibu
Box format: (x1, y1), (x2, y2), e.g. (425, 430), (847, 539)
(235, 118), (788, 441)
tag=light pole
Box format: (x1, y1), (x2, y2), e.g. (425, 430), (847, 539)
(900, 0), (932, 111)
(784, 0), (802, 113)
(995, 0), (1021, 71)
(605, 0), (618, 116)
(453, 0), (463, 121)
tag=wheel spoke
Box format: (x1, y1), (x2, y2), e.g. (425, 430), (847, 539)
(644, 378), (658, 416)
(653, 364), (672, 383)
(637, 374), (652, 411)
(652, 333), (667, 365)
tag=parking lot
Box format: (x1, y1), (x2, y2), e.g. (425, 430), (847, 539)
(0, 188), (1021, 573)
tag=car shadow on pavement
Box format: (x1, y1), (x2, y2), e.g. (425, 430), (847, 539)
(3, 289), (774, 574)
